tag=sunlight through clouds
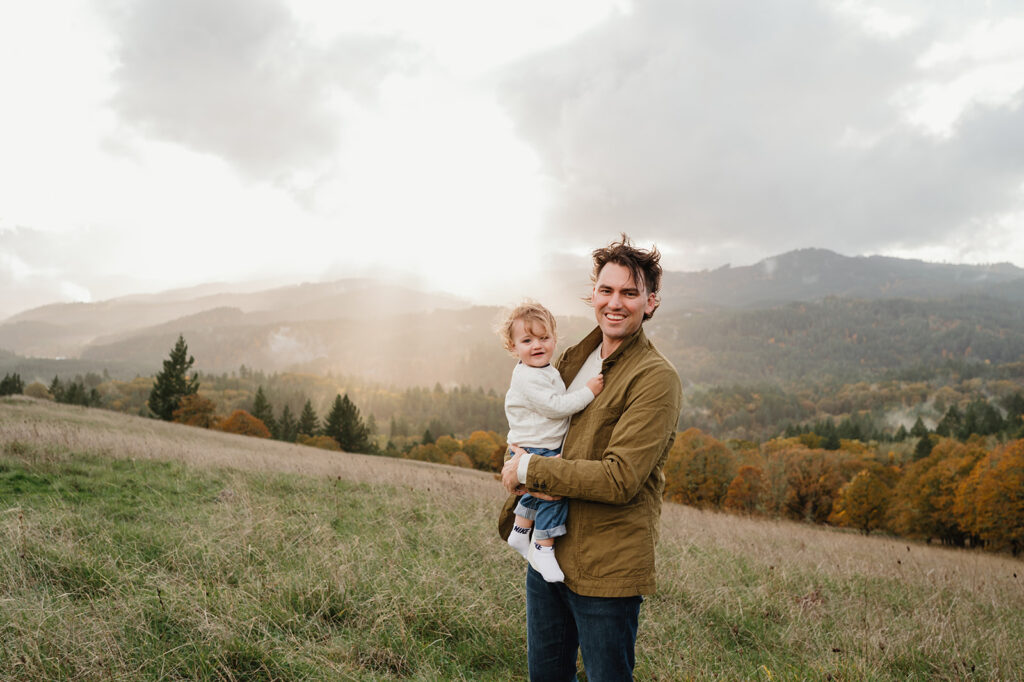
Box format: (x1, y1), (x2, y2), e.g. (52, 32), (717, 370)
(2, 0), (1024, 318)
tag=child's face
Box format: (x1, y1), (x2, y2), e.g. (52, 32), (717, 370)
(511, 318), (556, 368)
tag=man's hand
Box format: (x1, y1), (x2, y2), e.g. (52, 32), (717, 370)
(501, 444), (562, 500)
(501, 448), (526, 495)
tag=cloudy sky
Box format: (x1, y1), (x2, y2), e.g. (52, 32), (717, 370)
(2, 0), (1024, 320)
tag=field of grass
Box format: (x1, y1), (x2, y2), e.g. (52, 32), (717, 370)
(2, 396), (1023, 680)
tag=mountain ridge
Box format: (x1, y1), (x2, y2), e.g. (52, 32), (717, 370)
(4, 249), (1024, 385)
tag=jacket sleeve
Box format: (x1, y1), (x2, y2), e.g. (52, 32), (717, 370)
(526, 363), (681, 505)
(514, 368), (595, 419)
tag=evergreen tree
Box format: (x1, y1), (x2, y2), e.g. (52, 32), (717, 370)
(819, 418), (840, 450)
(251, 386), (277, 436)
(297, 400), (320, 437)
(0, 373), (24, 396)
(323, 394), (372, 453)
(1001, 392), (1024, 433)
(277, 404), (298, 442)
(894, 424), (908, 442)
(914, 433), (935, 460)
(910, 416), (929, 439)
(49, 376), (64, 402)
(936, 405), (962, 438)
(422, 428), (435, 445)
(149, 335), (200, 421)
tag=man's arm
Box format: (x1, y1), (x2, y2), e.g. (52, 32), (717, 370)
(502, 445), (560, 501)
(523, 364), (681, 505)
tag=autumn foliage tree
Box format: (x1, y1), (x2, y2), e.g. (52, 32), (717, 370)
(777, 449), (845, 523)
(215, 410), (271, 438)
(723, 465), (768, 514)
(664, 428), (737, 508)
(957, 440), (1024, 555)
(889, 439), (985, 545)
(172, 393), (217, 428)
(829, 468), (890, 534)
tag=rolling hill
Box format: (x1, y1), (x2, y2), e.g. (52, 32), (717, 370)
(2, 396), (1022, 679)
(3, 249), (1024, 390)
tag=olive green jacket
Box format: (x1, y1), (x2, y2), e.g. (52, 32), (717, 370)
(498, 325), (682, 597)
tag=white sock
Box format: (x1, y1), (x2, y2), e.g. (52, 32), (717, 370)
(507, 525), (531, 559)
(528, 543), (565, 583)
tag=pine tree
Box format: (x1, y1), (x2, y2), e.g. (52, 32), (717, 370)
(910, 416), (929, 439)
(149, 335), (200, 421)
(297, 400), (320, 437)
(820, 418), (840, 451)
(0, 373), (24, 396)
(251, 386), (277, 437)
(914, 433), (935, 460)
(277, 404), (298, 442)
(49, 376), (64, 402)
(936, 406), (962, 438)
(323, 394), (372, 453)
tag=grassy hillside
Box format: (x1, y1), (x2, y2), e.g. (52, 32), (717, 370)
(2, 397), (1023, 680)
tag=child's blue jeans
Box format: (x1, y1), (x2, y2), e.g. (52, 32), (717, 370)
(512, 446), (567, 541)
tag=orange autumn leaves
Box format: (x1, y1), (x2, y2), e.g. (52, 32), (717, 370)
(664, 427), (1024, 554)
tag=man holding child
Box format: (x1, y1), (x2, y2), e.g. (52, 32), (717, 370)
(500, 234), (682, 681)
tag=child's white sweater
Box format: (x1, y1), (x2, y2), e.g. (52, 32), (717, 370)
(504, 362), (596, 450)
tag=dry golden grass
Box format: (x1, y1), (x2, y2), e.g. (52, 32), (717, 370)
(0, 395), (497, 502)
(3, 394), (1023, 680)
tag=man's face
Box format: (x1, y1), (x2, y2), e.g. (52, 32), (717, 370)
(592, 262), (656, 343)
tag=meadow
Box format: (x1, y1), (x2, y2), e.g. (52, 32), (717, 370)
(2, 396), (1022, 680)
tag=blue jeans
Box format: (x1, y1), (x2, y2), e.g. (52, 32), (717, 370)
(513, 447), (567, 541)
(526, 565), (642, 681)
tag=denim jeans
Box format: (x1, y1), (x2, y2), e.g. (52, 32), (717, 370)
(513, 446), (567, 541)
(526, 565), (642, 681)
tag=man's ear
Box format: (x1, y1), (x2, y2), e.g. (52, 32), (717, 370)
(644, 292), (657, 316)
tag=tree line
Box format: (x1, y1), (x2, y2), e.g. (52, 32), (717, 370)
(10, 336), (1024, 555)
(664, 428), (1024, 556)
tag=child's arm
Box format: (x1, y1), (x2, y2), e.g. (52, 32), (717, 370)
(514, 368), (602, 419)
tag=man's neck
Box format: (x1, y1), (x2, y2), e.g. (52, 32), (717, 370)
(600, 336), (623, 359)
(600, 327), (644, 358)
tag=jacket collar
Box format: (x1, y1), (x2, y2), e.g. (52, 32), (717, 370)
(559, 325), (649, 383)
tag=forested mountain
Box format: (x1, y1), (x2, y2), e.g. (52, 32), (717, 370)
(3, 249), (1024, 398)
(658, 294), (1024, 387)
(659, 248), (1024, 311)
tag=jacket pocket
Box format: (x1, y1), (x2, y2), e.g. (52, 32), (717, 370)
(567, 406), (622, 461)
(575, 498), (655, 580)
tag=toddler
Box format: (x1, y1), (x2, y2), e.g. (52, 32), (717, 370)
(499, 301), (603, 582)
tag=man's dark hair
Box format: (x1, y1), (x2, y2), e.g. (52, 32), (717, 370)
(588, 233), (663, 320)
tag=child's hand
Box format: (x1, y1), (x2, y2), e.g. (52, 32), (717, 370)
(586, 373), (604, 396)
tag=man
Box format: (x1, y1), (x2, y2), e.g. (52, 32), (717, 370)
(499, 234), (682, 681)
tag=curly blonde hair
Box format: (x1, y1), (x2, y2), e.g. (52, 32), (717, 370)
(497, 300), (558, 355)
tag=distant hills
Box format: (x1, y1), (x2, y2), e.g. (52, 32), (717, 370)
(0, 279), (468, 359)
(659, 248), (1024, 311)
(3, 248), (1024, 389)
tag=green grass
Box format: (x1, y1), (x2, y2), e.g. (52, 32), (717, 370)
(1, 441), (523, 680)
(2, 397), (1024, 680)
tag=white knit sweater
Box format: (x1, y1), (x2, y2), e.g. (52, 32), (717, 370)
(504, 362), (596, 450)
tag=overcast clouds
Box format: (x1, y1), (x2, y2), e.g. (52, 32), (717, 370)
(2, 0), (1024, 319)
(500, 0), (1024, 265)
